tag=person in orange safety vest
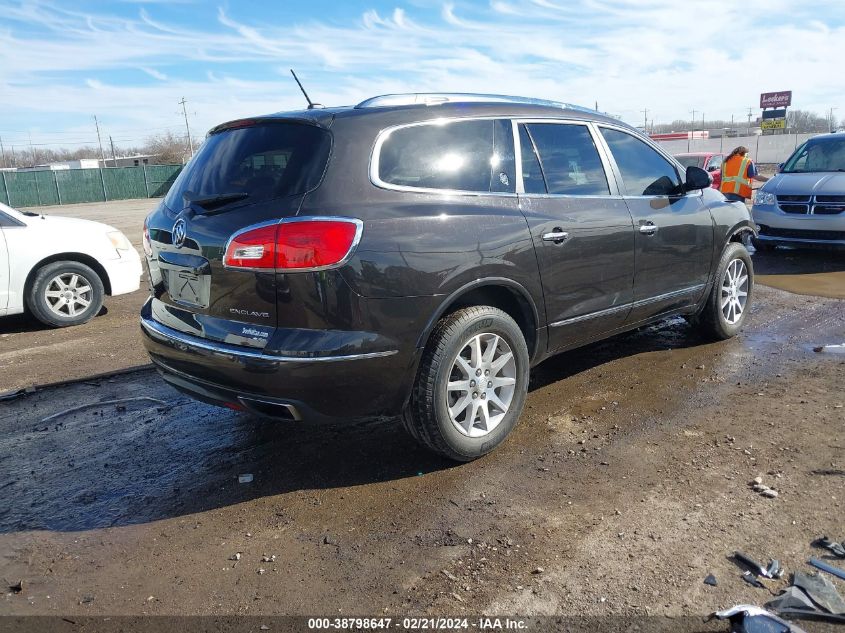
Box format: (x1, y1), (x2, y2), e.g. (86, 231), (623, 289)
(719, 146), (769, 202)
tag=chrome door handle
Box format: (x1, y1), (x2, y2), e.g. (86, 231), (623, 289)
(639, 222), (658, 235)
(542, 229), (569, 243)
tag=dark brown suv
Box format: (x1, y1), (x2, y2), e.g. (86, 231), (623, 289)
(141, 93), (756, 461)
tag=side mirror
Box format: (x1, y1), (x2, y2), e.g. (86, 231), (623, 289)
(685, 166), (712, 191)
(707, 164), (719, 172)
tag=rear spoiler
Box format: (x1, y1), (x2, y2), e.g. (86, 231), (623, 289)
(209, 113), (335, 136)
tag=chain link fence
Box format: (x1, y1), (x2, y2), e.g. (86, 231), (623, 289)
(0, 164), (182, 208)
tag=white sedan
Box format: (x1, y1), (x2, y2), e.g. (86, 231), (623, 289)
(0, 202), (142, 327)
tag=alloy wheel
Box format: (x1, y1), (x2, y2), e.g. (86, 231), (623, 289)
(446, 332), (517, 438)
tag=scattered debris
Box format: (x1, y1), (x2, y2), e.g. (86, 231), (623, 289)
(229, 553), (241, 561)
(704, 574), (718, 587)
(709, 605), (807, 633)
(793, 571), (845, 614)
(748, 478), (780, 499)
(9, 580), (23, 594)
(532, 567), (544, 574)
(807, 558), (845, 583)
(323, 535), (337, 546)
(742, 571), (765, 589)
(258, 568), (266, 575)
(40, 397), (168, 423)
(450, 591), (465, 603)
(812, 536), (845, 559)
(766, 586), (817, 612)
(260, 626), (270, 631)
(238, 474), (253, 484)
(261, 555), (276, 563)
(814, 344), (845, 354)
(0, 386), (36, 402)
(733, 551), (784, 579)
(441, 569), (458, 582)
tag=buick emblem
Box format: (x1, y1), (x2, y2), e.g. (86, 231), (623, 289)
(172, 218), (187, 249)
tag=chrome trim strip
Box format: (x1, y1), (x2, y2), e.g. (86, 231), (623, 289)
(511, 119), (524, 195)
(222, 216), (364, 273)
(549, 303), (630, 328)
(237, 396), (303, 421)
(756, 235), (845, 245)
(549, 284), (705, 328)
(141, 316), (398, 362)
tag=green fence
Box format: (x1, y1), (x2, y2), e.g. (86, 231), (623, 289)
(0, 164), (183, 208)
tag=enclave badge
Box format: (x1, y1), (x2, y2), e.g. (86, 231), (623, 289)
(172, 218), (187, 249)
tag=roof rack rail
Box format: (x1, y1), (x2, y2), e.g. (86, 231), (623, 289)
(354, 93), (597, 114)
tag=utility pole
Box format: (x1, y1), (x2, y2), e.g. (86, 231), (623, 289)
(0, 136), (6, 169)
(179, 97), (194, 158)
(689, 109), (696, 152)
(747, 107), (753, 136)
(94, 115), (106, 167)
(830, 107), (838, 133)
(28, 132), (35, 167)
(641, 108), (649, 131)
(109, 135), (117, 167)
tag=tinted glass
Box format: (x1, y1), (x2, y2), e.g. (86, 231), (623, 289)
(601, 128), (682, 196)
(378, 119), (515, 193)
(708, 155), (723, 170)
(519, 124), (547, 194)
(782, 138), (845, 172)
(675, 155), (706, 169)
(164, 122), (331, 211)
(525, 123), (609, 195)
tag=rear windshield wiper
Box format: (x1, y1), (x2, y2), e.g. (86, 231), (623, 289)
(183, 191), (249, 213)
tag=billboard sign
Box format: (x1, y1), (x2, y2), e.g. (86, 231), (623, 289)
(761, 119), (786, 130)
(762, 109), (787, 120)
(760, 91), (792, 108)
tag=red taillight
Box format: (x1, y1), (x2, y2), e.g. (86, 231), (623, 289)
(223, 224), (278, 269)
(223, 218), (360, 271)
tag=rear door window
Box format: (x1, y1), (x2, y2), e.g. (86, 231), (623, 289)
(520, 123), (610, 195)
(377, 119), (515, 193)
(164, 121), (331, 211)
(600, 128), (682, 196)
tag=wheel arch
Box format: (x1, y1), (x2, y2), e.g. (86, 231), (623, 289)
(24, 253), (112, 300)
(726, 219), (757, 245)
(415, 278), (541, 362)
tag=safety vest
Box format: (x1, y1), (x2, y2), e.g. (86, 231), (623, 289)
(720, 155), (753, 199)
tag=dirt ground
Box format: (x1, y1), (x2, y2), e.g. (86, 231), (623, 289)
(1, 200), (844, 631)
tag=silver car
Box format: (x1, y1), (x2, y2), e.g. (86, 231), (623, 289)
(752, 132), (845, 250)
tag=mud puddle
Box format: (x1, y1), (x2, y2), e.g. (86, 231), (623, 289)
(1, 285), (842, 618)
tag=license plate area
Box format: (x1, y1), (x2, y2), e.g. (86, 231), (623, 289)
(165, 268), (211, 309)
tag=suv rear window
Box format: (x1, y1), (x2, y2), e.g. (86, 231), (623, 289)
(164, 121), (331, 211)
(376, 119), (515, 193)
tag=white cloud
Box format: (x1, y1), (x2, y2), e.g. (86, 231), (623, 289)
(1, 0), (844, 148)
(140, 66), (168, 81)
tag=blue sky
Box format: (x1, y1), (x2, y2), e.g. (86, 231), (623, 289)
(1, 0), (844, 152)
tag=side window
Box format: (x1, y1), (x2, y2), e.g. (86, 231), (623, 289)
(518, 124), (547, 194)
(522, 123), (610, 195)
(600, 128), (682, 196)
(377, 119), (515, 193)
(708, 155), (722, 171)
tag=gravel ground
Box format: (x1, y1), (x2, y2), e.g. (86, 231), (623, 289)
(1, 199), (843, 632)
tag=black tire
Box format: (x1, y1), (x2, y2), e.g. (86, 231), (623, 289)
(26, 261), (105, 328)
(401, 306), (530, 461)
(698, 242), (753, 340)
(751, 237), (775, 252)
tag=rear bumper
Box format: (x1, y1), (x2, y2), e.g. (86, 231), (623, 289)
(140, 300), (413, 421)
